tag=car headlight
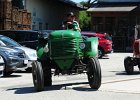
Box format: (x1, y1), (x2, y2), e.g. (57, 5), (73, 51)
(29, 53), (37, 57)
(4, 51), (16, 56)
(43, 44), (49, 53)
(80, 43), (86, 49)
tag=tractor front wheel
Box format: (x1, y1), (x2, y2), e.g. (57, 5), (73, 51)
(41, 60), (52, 86)
(32, 61), (44, 92)
(87, 57), (101, 90)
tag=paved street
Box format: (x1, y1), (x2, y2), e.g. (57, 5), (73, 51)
(1, 53), (140, 100)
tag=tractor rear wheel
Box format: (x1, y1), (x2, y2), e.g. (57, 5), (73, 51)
(124, 56), (134, 75)
(32, 61), (44, 92)
(87, 57), (101, 90)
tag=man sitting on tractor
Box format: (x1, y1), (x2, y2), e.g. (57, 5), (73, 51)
(62, 12), (81, 31)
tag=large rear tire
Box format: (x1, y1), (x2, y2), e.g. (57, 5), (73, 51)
(87, 57), (101, 90)
(32, 61), (44, 92)
(124, 56), (134, 75)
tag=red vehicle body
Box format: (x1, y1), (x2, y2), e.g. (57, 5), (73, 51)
(124, 25), (140, 75)
(82, 32), (113, 58)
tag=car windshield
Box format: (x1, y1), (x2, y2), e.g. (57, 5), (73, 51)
(0, 36), (21, 47)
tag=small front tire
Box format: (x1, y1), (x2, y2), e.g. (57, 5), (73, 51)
(32, 61), (44, 92)
(87, 57), (101, 90)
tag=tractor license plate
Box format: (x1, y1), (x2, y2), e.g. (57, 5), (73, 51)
(24, 60), (28, 64)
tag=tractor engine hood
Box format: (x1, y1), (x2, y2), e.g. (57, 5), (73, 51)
(49, 30), (81, 39)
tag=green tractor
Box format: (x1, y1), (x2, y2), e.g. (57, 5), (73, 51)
(32, 30), (101, 91)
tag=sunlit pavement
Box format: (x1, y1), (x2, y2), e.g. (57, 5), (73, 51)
(1, 53), (140, 100)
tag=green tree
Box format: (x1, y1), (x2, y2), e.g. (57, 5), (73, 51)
(79, 0), (97, 31)
(12, 0), (24, 9)
(81, 0), (97, 8)
(79, 11), (91, 31)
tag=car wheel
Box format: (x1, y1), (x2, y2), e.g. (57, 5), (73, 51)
(138, 65), (140, 71)
(32, 61), (44, 92)
(3, 71), (13, 76)
(98, 48), (104, 58)
(87, 57), (101, 90)
(3, 62), (13, 77)
(0, 64), (4, 77)
(124, 56), (134, 75)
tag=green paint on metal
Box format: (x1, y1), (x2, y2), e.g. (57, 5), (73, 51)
(54, 59), (74, 70)
(36, 30), (98, 71)
(49, 30), (83, 58)
(37, 46), (44, 58)
(49, 30), (81, 39)
(84, 37), (98, 57)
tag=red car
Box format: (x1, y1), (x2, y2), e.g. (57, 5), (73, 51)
(82, 32), (113, 58)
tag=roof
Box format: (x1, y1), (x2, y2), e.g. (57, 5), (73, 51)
(98, 0), (140, 3)
(87, 6), (137, 12)
(56, 0), (86, 10)
(87, 2), (140, 12)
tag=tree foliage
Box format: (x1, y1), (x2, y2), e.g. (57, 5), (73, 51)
(79, 11), (91, 31)
(81, 0), (97, 8)
(79, 0), (97, 31)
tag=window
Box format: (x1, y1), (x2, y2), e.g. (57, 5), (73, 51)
(39, 22), (43, 30)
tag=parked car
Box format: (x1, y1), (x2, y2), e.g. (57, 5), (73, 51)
(0, 30), (53, 49)
(82, 32), (113, 58)
(0, 35), (37, 72)
(0, 45), (28, 76)
(0, 55), (4, 77)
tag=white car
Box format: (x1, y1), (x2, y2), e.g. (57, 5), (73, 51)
(16, 46), (37, 69)
(0, 35), (37, 70)
(0, 55), (4, 77)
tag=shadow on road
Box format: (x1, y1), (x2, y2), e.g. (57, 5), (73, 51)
(99, 57), (109, 59)
(72, 87), (97, 92)
(1, 74), (22, 78)
(7, 87), (35, 94)
(6, 82), (97, 94)
(116, 71), (140, 75)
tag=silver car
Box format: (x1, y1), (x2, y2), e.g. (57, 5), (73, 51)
(0, 44), (28, 76)
(0, 35), (37, 72)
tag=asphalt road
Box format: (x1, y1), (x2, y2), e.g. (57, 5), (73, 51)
(1, 53), (140, 100)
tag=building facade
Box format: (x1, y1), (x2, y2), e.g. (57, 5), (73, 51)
(88, 0), (140, 52)
(23, 0), (83, 30)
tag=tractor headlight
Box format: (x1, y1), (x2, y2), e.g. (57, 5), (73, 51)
(43, 44), (49, 53)
(80, 43), (85, 49)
